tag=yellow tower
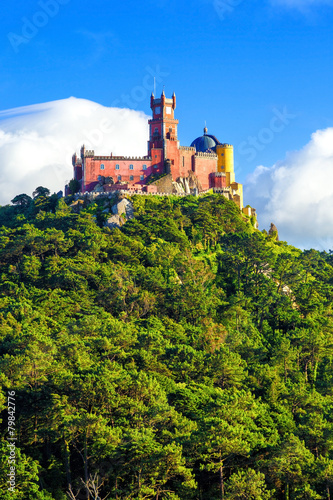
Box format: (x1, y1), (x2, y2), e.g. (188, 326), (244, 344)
(215, 143), (244, 209)
(216, 144), (235, 185)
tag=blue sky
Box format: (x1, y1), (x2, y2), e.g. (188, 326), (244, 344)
(1, 0), (333, 248)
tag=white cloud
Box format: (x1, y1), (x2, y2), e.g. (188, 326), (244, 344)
(245, 128), (333, 250)
(0, 97), (149, 205)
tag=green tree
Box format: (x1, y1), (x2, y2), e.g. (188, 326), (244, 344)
(225, 468), (273, 499)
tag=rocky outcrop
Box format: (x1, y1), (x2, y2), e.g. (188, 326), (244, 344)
(268, 223), (279, 241)
(149, 174), (174, 194)
(105, 198), (134, 229)
(173, 172), (202, 195)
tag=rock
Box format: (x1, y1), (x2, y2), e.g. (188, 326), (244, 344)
(268, 223), (279, 241)
(111, 199), (134, 219)
(107, 199), (134, 229)
(105, 215), (123, 229)
(93, 184), (104, 193)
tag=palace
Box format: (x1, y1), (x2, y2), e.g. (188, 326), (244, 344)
(69, 91), (254, 217)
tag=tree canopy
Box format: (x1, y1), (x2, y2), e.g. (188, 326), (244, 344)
(1, 191), (333, 499)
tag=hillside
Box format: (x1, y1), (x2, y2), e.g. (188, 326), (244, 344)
(1, 191), (333, 499)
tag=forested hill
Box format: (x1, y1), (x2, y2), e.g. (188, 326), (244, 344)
(1, 191), (333, 500)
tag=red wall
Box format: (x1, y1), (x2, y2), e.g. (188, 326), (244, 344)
(193, 156), (217, 190)
(83, 157), (153, 191)
(177, 149), (195, 178)
(212, 173), (227, 189)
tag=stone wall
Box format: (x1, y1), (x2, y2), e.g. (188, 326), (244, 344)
(149, 174), (174, 194)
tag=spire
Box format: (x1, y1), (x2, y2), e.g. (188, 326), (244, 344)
(161, 87), (165, 105)
(204, 123), (208, 135)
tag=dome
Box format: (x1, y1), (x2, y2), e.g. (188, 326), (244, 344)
(190, 127), (221, 152)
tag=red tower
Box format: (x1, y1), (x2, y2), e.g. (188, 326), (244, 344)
(148, 90), (179, 158)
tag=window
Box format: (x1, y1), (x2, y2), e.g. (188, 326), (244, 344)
(154, 128), (159, 135)
(100, 164), (105, 170)
(153, 164), (158, 169)
(140, 175), (144, 181)
(155, 106), (161, 114)
(166, 107), (172, 115)
(182, 157), (185, 167)
(115, 164), (120, 170)
(129, 164), (134, 170)
(143, 164), (147, 170)
(117, 175), (121, 181)
(130, 175), (134, 181)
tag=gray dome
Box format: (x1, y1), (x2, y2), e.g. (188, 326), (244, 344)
(190, 128), (221, 152)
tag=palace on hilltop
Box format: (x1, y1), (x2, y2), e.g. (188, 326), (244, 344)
(68, 91), (256, 218)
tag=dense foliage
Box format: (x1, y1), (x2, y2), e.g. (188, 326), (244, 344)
(1, 190), (333, 499)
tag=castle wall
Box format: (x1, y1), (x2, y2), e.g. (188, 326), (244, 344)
(165, 140), (181, 179)
(193, 154), (217, 191)
(178, 147), (195, 179)
(230, 182), (244, 209)
(211, 172), (227, 189)
(74, 164), (82, 182)
(83, 157), (153, 192)
(150, 147), (164, 174)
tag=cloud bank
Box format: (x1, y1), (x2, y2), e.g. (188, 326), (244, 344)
(245, 128), (333, 250)
(0, 98), (149, 205)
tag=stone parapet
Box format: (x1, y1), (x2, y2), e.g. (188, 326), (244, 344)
(195, 152), (217, 158)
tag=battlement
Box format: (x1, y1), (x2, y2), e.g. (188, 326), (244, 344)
(85, 150), (95, 157)
(180, 146), (196, 151)
(91, 156), (151, 161)
(217, 143), (233, 149)
(195, 151), (217, 158)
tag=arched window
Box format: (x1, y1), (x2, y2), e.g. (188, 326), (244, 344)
(115, 164), (120, 170)
(100, 164), (105, 170)
(129, 164), (134, 170)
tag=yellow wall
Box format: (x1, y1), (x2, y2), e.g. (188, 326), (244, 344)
(242, 206), (252, 217)
(216, 144), (244, 208)
(216, 144), (235, 183)
(231, 182), (243, 209)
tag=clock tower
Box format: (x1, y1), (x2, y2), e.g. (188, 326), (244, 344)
(148, 90), (179, 158)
